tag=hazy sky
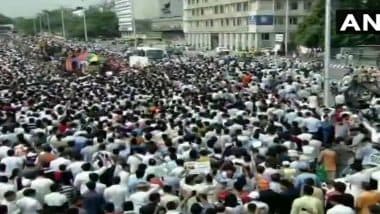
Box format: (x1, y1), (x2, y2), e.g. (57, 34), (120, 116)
(1, 0), (103, 18)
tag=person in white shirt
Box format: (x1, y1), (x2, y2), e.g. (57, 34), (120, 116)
(0, 176), (16, 201)
(73, 163), (106, 189)
(16, 189), (42, 214)
(129, 182), (160, 213)
(303, 112), (321, 134)
(1, 149), (24, 176)
(43, 184), (68, 212)
(1, 190), (20, 214)
(30, 171), (54, 203)
(160, 185), (180, 208)
(326, 204), (355, 214)
(103, 176), (128, 212)
(80, 173), (106, 195)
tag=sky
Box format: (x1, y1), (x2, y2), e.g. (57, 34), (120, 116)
(0, 0), (104, 18)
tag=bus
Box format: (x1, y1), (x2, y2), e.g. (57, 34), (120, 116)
(0, 24), (14, 35)
(134, 47), (166, 60)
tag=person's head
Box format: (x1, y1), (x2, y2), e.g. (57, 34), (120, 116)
(163, 185), (172, 194)
(190, 203), (203, 214)
(81, 163), (91, 171)
(303, 185), (314, 196)
(3, 191), (16, 202)
(112, 176), (121, 185)
(6, 149), (14, 157)
(149, 192), (160, 203)
(50, 183), (60, 192)
(0, 205), (7, 214)
(0, 176), (8, 183)
(123, 201), (134, 211)
(304, 178), (315, 186)
(104, 203), (115, 213)
(66, 208), (79, 214)
(224, 194), (238, 207)
(23, 188), (36, 197)
(362, 181), (373, 191)
(86, 182), (96, 191)
(333, 181), (346, 194)
(89, 173), (99, 182)
(166, 201), (177, 211)
(247, 203), (257, 214)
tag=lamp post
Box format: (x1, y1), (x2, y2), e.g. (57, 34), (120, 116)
(61, 8), (66, 39)
(324, 0), (331, 107)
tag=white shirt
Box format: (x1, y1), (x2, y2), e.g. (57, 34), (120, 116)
(326, 204), (355, 214)
(1, 156), (24, 175)
(30, 177), (54, 203)
(67, 161), (85, 177)
(80, 182), (106, 195)
(103, 184), (128, 212)
(1, 199), (20, 214)
(303, 117), (321, 133)
(16, 196), (42, 214)
(44, 192), (68, 207)
(0, 183), (15, 201)
(128, 185), (160, 213)
(49, 157), (71, 171)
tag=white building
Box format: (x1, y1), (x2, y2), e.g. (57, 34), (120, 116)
(184, 0), (313, 51)
(114, 0), (160, 35)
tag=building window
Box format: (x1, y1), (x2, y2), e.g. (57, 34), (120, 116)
(261, 33), (270, 41)
(188, 0), (191, 5)
(304, 1), (312, 10)
(192, 10), (195, 16)
(200, 8), (204, 15)
(205, 20), (208, 27)
(289, 16), (298, 25)
(204, 0), (208, 3)
(237, 18), (242, 26)
(243, 2), (249, 11)
(236, 3), (242, 12)
(232, 18), (236, 26)
(210, 20), (214, 27)
(275, 16), (284, 25)
(214, 6), (218, 14)
(196, 21), (199, 27)
(221, 19), (224, 26)
(290, 1), (298, 10)
(226, 18), (229, 26)
(196, 0), (199, 4)
(275, 1), (283, 10)
(220, 5), (224, 13)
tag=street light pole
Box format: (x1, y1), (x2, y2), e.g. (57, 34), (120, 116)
(33, 18), (37, 35)
(324, 0), (331, 107)
(131, 0), (137, 48)
(39, 15), (43, 33)
(61, 8), (66, 39)
(284, 0), (289, 56)
(83, 10), (88, 42)
(46, 12), (51, 33)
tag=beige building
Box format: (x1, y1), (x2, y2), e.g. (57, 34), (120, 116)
(184, 0), (313, 51)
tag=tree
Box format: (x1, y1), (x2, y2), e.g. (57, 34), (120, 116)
(0, 14), (13, 24)
(13, 6), (119, 39)
(296, 0), (380, 48)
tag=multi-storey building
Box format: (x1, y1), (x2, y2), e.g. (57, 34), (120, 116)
(152, 0), (184, 40)
(114, 0), (160, 35)
(184, 0), (313, 50)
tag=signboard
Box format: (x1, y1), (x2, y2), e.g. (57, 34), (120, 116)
(248, 15), (274, 25)
(275, 34), (284, 42)
(184, 161), (211, 174)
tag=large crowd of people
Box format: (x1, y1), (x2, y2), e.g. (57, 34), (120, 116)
(1, 35), (380, 214)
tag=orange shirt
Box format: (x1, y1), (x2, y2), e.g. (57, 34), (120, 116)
(320, 149), (337, 171)
(357, 191), (380, 214)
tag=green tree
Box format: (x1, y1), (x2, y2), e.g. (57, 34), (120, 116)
(0, 14), (13, 24)
(296, 0), (380, 48)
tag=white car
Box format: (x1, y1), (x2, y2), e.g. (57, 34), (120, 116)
(215, 47), (230, 55)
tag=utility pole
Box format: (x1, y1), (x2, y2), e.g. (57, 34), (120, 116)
(61, 8), (66, 39)
(324, 0), (331, 107)
(284, 0), (289, 56)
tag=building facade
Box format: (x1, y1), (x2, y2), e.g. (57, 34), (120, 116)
(152, 0), (184, 40)
(114, 0), (161, 35)
(184, 0), (313, 50)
